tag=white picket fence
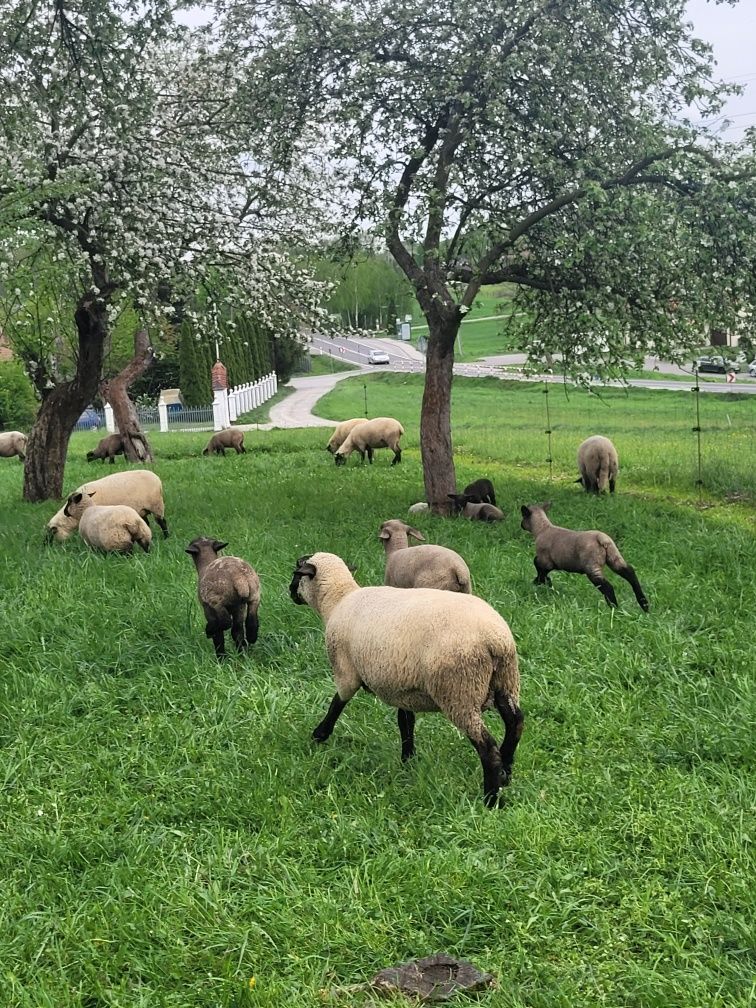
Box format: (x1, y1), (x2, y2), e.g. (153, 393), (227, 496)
(103, 373), (278, 434)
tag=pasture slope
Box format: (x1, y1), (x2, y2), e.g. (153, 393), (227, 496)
(0, 374), (753, 1008)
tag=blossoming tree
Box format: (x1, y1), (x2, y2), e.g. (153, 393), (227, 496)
(221, 0), (756, 509)
(0, 0), (329, 500)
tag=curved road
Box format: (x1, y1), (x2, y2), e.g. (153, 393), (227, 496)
(238, 335), (755, 431)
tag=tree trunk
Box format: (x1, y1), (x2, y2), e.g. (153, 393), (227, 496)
(23, 295), (109, 502)
(101, 329), (155, 463)
(421, 323), (459, 513)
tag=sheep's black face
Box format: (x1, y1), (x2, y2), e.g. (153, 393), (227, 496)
(289, 555), (316, 604)
(63, 492), (83, 517)
(334, 453), (346, 466)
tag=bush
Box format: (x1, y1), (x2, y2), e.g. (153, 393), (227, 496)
(0, 359), (38, 430)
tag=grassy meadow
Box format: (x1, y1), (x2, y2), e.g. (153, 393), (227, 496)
(0, 374), (754, 1007)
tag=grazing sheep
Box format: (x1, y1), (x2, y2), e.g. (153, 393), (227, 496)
(326, 418), (365, 454)
(0, 431), (27, 461)
(334, 417), (404, 466)
(203, 428), (246, 456)
(46, 470), (168, 543)
(63, 491), (152, 554)
(379, 519), (472, 593)
(87, 434), (125, 464)
(185, 537), (261, 658)
(289, 552), (523, 807)
(463, 478), (497, 506)
(520, 503), (649, 610)
(576, 435), (618, 494)
(447, 493), (505, 522)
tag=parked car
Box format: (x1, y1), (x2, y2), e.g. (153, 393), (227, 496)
(694, 355), (740, 374)
(77, 406), (102, 429)
(367, 348), (391, 365)
(748, 360), (756, 378)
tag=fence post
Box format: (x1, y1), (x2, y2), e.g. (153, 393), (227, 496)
(228, 386), (238, 422)
(253, 379), (262, 407)
(212, 389), (230, 431)
(157, 400), (168, 433)
(245, 382), (252, 412)
(104, 403), (115, 433)
(272, 371), (278, 394)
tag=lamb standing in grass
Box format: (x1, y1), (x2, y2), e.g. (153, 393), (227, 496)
(520, 503), (648, 610)
(0, 431), (27, 461)
(447, 493), (505, 522)
(576, 435), (618, 494)
(203, 428), (246, 455)
(334, 417), (404, 466)
(47, 470), (168, 543)
(289, 552), (523, 807)
(63, 491), (152, 553)
(325, 418), (365, 454)
(379, 519), (472, 593)
(185, 537), (261, 658)
(87, 434), (125, 464)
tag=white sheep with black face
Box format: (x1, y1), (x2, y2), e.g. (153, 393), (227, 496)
(46, 470), (167, 543)
(63, 491), (152, 554)
(334, 417), (404, 466)
(289, 551), (523, 808)
(325, 418), (365, 454)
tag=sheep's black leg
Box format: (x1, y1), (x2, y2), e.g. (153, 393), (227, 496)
(587, 574), (618, 607)
(205, 620), (226, 658)
(615, 564), (649, 611)
(240, 446), (247, 454)
(155, 515), (169, 538)
(312, 692), (349, 742)
(397, 709), (415, 761)
(366, 446), (374, 464)
(391, 448), (401, 465)
(609, 476), (616, 494)
(231, 613), (247, 652)
(245, 610), (259, 644)
(109, 456), (116, 464)
(494, 690), (524, 786)
(533, 558), (552, 586)
(469, 730), (503, 808)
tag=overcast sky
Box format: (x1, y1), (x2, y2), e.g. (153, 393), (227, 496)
(685, 0), (755, 140)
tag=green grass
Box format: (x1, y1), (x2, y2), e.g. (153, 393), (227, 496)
(0, 382), (754, 1007)
(315, 372), (756, 503)
(410, 284), (522, 361)
(304, 353), (358, 376)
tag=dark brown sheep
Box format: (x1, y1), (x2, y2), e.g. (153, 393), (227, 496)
(185, 537), (261, 657)
(87, 434), (125, 464)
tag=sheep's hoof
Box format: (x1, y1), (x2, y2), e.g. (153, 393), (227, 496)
(312, 727), (330, 743)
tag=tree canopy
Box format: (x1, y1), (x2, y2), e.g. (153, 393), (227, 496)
(220, 0), (756, 504)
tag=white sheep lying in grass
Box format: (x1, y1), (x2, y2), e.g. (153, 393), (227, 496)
(379, 519), (472, 593)
(520, 502), (648, 610)
(63, 491), (152, 554)
(46, 470), (167, 543)
(289, 552), (523, 807)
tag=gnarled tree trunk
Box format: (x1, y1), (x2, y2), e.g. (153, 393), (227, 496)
(100, 328), (155, 463)
(420, 320), (460, 513)
(23, 295), (109, 502)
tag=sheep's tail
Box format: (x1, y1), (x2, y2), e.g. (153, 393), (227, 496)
(599, 533), (625, 569)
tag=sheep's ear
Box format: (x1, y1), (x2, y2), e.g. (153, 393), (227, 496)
(407, 526), (425, 541)
(295, 555), (317, 578)
(185, 544), (200, 556)
(87, 491), (96, 498)
(541, 501), (552, 512)
(72, 492), (83, 504)
(212, 540), (228, 552)
(378, 528), (391, 540)
(520, 505), (531, 517)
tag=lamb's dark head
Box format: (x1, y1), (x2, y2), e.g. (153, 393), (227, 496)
(185, 537), (229, 567)
(447, 493), (469, 514)
(289, 554), (317, 604)
(334, 452), (347, 466)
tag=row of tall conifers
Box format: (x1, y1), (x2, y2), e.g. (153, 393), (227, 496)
(178, 316), (273, 407)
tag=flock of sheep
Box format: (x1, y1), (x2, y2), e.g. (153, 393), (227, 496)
(0, 414), (649, 808)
